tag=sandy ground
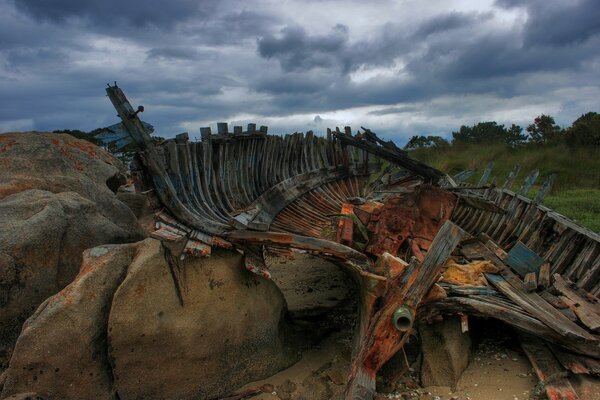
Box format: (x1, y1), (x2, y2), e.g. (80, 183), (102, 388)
(236, 253), (539, 400)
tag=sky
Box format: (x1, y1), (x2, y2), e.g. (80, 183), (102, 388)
(0, 0), (599, 144)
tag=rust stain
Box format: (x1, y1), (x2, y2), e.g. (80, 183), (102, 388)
(134, 283), (145, 297)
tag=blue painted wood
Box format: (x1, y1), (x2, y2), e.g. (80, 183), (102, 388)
(505, 241), (545, 277)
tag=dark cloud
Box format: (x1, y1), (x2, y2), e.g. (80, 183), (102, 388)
(13, 0), (211, 29)
(412, 11), (492, 38)
(1, 0), (599, 141)
(497, 0), (600, 47)
(257, 24), (348, 71)
(146, 47), (205, 61)
(524, 0), (600, 47)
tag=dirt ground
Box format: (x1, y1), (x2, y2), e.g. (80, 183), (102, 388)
(237, 252), (540, 400)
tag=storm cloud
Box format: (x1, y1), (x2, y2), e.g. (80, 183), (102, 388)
(1, 0), (599, 144)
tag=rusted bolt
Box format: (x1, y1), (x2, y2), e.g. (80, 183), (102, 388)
(392, 306), (413, 332)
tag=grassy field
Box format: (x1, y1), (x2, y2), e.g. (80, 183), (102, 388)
(409, 143), (600, 232)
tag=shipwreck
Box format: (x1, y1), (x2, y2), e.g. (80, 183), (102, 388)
(97, 84), (600, 400)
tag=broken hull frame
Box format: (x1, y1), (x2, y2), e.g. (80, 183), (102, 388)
(102, 84), (600, 400)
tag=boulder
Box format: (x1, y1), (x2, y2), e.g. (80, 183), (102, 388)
(2, 239), (298, 400)
(1, 244), (136, 399)
(0, 132), (146, 352)
(108, 239), (297, 400)
(419, 316), (471, 389)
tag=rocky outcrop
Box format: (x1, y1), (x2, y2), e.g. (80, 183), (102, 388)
(1, 239), (298, 400)
(0, 133), (146, 353)
(109, 239), (296, 400)
(1, 244), (136, 399)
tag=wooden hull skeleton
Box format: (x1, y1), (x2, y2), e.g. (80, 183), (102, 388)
(100, 84), (600, 400)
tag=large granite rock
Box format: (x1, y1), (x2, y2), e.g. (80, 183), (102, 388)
(108, 239), (297, 400)
(1, 244), (136, 399)
(1, 239), (298, 400)
(0, 132), (146, 353)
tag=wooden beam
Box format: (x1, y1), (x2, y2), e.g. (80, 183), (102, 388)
(345, 221), (464, 400)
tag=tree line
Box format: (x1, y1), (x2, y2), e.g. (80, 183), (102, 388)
(404, 112), (600, 149)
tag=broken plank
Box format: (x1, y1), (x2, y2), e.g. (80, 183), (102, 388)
(518, 333), (580, 400)
(554, 274), (600, 332)
(524, 272), (538, 292)
(550, 344), (600, 375)
(539, 262), (552, 289)
(505, 241), (545, 277)
(425, 297), (600, 358)
(541, 291), (570, 309)
(486, 271), (597, 342)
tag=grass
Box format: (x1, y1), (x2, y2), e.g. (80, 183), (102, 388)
(544, 189), (600, 232)
(409, 143), (600, 232)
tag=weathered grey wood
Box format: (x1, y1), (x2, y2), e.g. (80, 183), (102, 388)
(518, 169), (539, 196)
(477, 161), (494, 186)
(534, 174), (556, 204)
(554, 274), (600, 331)
(502, 164), (521, 190)
(486, 271), (597, 341)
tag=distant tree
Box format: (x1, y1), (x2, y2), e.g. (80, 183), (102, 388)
(506, 124), (528, 145)
(404, 135), (449, 149)
(564, 112), (600, 147)
(451, 121), (526, 145)
(526, 114), (562, 143)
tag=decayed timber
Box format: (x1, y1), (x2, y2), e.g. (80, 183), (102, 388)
(101, 85), (600, 400)
(330, 127), (449, 185)
(345, 221), (464, 399)
(519, 333), (580, 400)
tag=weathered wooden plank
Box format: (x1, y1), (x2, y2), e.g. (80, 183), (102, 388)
(550, 344), (600, 375)
(518, 169), (540, 196)
(534, 174), (557, 204)
(539, 262), (552, 289)
(554, 274), (600, 331)
(486, 271), (597, 342)
(477, 161), (494, 186)
(524, 272), (538, 292)
(502, 164), (521, 190)
(519, 333), (580, 400)
(332, 127), (449, 184)
(505, 241), (545, 277)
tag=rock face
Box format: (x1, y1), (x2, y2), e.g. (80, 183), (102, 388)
(419, 316), (471, 389)
(109, 239), (296, 400)
(1, 239), (298, 400)
(1, 244), (136, 399)
(0, 132), (146, 350)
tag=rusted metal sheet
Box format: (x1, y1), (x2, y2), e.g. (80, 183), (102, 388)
(364, 185), (458, 259)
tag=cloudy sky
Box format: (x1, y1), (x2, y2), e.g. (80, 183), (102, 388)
(1, 0), (599, 144)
